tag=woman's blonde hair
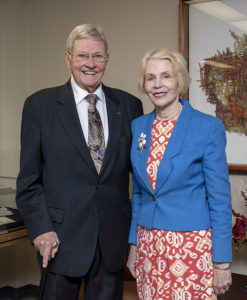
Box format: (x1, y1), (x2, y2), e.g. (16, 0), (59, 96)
(138, 48), (191, 98)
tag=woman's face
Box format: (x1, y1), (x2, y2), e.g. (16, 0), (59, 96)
(144, 59), (179, 110)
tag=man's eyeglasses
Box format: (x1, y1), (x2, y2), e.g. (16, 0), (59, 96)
(69, 52), (108, 63)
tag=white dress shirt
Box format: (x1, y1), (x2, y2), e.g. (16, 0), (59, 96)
(70, 76), (109, 146)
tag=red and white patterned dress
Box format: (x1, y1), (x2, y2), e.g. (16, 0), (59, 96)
(136, 118), (216, 300)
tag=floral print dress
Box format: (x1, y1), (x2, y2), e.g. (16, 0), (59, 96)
(136, 118), (216, 300)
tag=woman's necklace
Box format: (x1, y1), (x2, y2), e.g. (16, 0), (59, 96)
(156, 102), (182, 122)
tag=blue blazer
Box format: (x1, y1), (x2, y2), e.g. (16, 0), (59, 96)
(129, 99), (232, 262)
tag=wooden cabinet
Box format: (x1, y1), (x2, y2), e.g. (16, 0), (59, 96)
(0, 228), (29, 248)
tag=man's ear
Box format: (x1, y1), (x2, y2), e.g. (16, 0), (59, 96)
(65, 52), (71, 69)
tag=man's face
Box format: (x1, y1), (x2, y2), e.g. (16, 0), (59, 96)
(65, 38), (107, 93)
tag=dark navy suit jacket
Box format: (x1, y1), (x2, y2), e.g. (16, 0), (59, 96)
(16, 80), (143, 276)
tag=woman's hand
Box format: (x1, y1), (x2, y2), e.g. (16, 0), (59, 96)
(126, 244), (137, 279)
(213, 263), (232, 295)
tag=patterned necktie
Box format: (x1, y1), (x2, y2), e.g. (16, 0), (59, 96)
(85, 94), (105, 173)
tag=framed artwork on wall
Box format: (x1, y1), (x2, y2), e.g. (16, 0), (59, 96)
(179, 0), (247, 171)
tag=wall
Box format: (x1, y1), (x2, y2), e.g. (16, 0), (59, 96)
(1, 0), (179, 178)
(24, 0), (179, 113)
(0, 0), (246, 289)
(0, 0), (180, 288)
(0, 0), (27, 178)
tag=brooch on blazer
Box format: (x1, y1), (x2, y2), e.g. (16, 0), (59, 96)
(137, 133), (147, 152)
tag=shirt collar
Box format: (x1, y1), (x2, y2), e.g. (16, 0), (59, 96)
(70, 75), (104, 104)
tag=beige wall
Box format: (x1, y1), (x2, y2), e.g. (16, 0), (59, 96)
(0, 0), (180, 287)
(1, 0), (179, 178)
(0, 0), (246, 289)
(0, 0), (27, 178)
(25, 0), (179, 112)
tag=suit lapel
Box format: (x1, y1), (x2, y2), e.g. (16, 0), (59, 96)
(56, 81), (97, 173)
(100, 85), (122, 174)
(133, 111), (155, 194)
(155, 100), (193, 193)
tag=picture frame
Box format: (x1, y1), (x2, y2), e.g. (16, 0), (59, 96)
(179, 0), (247, 171)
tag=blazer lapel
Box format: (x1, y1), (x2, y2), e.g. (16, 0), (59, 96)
(133, 111), (155, 194)
(155, 99), (193, 193)
(56, 81), (97, 173)
(99, 85), (123, 174)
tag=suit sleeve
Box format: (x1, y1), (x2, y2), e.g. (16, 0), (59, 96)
(202, 118), (232, 262)
(134, 98), (143, 119)
(16, 99), (54, 242)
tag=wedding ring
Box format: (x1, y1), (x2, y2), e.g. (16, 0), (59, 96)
(52, 240), (58, 249)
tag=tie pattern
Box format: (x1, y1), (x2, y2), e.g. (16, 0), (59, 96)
(85, 94), (105, 173)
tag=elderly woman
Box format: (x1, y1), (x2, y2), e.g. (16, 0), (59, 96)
(127, 48), (232, 299)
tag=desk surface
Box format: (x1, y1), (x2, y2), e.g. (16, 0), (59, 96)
(0, 227), (29, 248)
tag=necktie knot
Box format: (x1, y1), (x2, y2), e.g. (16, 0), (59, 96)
(85, 94), (98, 112)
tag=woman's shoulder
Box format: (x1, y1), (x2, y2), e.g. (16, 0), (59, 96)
(183, 100), (223, 127)
(132, 111), (154, 124)
(193, 109), (224, 130)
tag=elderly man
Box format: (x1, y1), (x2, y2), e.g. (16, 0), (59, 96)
(16, 23), (143, 300)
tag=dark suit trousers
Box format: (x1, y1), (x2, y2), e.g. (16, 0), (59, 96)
(42, 242), (124, 300)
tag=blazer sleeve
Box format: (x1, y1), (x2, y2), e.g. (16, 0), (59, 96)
(202, 118), (232, 262)
(16, 98), (54, 242)
(128, 119), (143, 244)
(128, 171), (142, 244)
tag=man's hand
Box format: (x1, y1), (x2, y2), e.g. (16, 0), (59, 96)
(33, 231), (60, 268)
(126, 244), (137, 279)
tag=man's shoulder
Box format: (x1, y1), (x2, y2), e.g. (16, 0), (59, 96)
(103, 85), (141, 103)
(26, 83), (67, 103)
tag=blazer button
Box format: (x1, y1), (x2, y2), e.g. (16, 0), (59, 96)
(152, 195), (156, 201)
